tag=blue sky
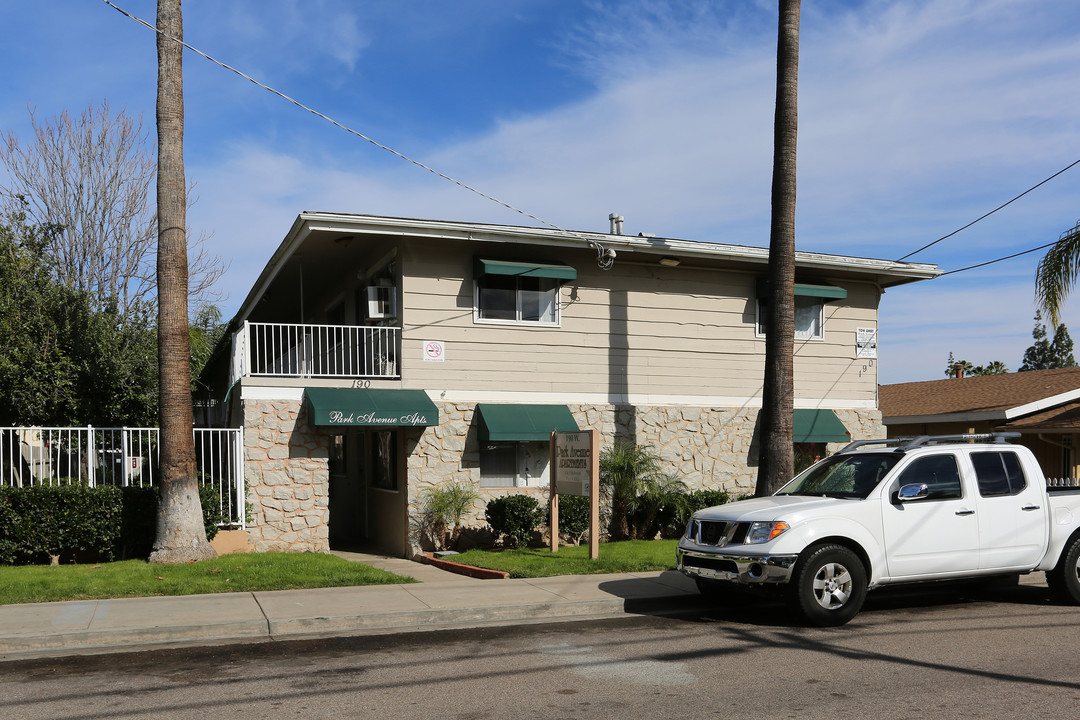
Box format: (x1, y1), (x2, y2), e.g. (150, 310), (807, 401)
(3, 0), (1080, 384)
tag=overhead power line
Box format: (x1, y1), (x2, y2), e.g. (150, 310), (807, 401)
(100, 0), (616, 269)
(936, 241), (1057, 278)
(897, 157), (1080, 261)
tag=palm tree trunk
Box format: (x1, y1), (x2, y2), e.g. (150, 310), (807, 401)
(757, 0), (800, 496)
(149, 0), (216, 563)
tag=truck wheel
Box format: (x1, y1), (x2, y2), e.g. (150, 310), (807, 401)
(1048, 535), (1080, 604)
(786, 544), (867, 627)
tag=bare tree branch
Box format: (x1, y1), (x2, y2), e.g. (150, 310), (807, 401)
(0, 100), (227, 316)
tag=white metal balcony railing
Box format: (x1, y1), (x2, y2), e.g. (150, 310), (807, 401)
(0, 426), (245, 528)
(232, 321), (400, 382)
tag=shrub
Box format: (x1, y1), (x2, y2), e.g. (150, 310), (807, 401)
(199, 483), (224, 542)
(557, 494), (591, 545)
(0, 484), (122, 564)
(600, 442), (688, 540)
(485, 494), (545, 548)
(685, 488), (732, 515)
(0, 482), (226, 564)
(420, 480), (480, 550)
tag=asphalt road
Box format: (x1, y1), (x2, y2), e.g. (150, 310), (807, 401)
(2, 580), (1079, 719)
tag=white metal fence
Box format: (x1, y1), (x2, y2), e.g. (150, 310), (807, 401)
(231, 321), (400, 382)
(0, 426), (245, 528)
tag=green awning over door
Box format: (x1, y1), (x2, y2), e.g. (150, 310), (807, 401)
(793, 409), (850, 443)
(304, 388), (438, 427)
(476, 404), (579, 442)
(474, 258), (577, 281)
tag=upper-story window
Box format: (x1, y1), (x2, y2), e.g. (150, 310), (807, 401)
(757, 296), (824, 340)
(474, 258), (576, 327)
(755, 280), (847, 341)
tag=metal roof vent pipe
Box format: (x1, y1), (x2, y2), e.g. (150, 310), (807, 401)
(609, 213), (624, 235)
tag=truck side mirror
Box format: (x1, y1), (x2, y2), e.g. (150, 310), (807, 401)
(897, 483), (930, 503)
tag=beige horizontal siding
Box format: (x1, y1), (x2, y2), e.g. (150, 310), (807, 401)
(398, 238), (879, 403)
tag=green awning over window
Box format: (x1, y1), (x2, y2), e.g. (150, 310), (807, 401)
(474, 258), (577, 282)
(476, 403), (580, 442)
(756, 279), (848, 300)
(793, 409), (850, 443)
(304, 388), (438, 427)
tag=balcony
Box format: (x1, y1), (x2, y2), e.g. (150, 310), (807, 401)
(231, 321), (400, 382)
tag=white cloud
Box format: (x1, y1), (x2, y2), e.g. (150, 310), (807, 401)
(88, 1), (1080, 384)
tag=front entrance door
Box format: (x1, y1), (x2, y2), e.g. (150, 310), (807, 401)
(328, 433), (366, 549)
(366, 429), (406, 556)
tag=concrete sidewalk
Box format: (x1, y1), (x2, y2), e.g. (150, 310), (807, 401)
(0, 552), (709, 661)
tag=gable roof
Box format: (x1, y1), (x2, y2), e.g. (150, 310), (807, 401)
(880, 367), (1080, 425)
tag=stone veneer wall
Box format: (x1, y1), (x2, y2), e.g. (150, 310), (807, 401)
(237, 398), (881, 555)
(405, 402), (884, 555)
(243, 400), (331, 553)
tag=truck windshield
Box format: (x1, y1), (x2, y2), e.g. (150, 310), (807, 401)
(776, 453), (900, 499)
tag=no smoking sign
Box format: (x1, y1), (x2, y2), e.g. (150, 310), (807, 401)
(423, 340), (446, 362)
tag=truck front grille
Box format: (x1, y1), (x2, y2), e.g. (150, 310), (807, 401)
(691, 521), (750, 546)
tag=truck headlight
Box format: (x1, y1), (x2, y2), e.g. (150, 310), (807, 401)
(746, 521), (790, 544)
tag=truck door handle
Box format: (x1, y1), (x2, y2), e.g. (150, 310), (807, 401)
(1022, 505), (1041, 511)
(955, 509), (975, 516)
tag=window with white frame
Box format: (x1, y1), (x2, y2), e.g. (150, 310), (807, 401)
(476, 275), (559, 325)
(757, 295), (824, 340)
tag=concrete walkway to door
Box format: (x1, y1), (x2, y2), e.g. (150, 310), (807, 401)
(0, 550), (710, 661)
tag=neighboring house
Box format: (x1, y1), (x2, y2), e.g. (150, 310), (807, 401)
(202, 212), (937, 557)
(880, 367), (1080, 480)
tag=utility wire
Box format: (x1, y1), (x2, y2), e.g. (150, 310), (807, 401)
(101, 0), (616, 269)
(936, 240), (1057, 278)
(897, 157), (1080, 261)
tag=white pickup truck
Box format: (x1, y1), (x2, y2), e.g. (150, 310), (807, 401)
(677, 433), (1080, 626)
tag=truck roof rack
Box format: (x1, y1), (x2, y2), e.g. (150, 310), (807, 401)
(837, 432), (1020, 455)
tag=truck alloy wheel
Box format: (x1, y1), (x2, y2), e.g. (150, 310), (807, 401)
(786, 544), (867, 627)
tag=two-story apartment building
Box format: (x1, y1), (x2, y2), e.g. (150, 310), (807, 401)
(203, 212), (938, 557)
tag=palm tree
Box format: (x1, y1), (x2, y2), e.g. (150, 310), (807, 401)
(149, 0), (215, 563)
(600, 441), (662, 540)
(757, 0), (801, 497)
(1036, 219), (1080, 325)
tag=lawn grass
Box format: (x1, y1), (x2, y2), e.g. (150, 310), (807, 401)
(451, 539), (679, 578)
(0, 552), (415, 605)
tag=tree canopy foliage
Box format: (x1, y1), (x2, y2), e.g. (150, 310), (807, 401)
(1036, 219), (1080, 326)
(944, 353), (1008, 378)
(0, 213), (157, 426)
(944, 314), (1076, 379)
(1019, 312), (1077, 371)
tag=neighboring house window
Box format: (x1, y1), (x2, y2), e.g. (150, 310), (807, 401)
(757, 296), (824, 340)
(479, 442), (550, 488)
(971, 451), (1027, 497)
(476, 275), (559, 325)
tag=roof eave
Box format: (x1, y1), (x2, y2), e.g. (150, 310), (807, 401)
(231, 212), (941, 324)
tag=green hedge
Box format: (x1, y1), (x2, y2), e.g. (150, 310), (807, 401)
(0, 483), (225, 565)
(485, 495), (545, 548)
